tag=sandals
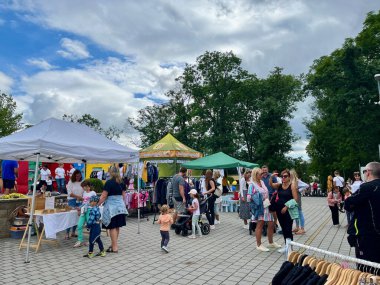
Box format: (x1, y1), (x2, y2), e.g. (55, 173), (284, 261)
(106, 246), (118, 253)
(292, 228), (300, 233)
(295, 229), (306, 235)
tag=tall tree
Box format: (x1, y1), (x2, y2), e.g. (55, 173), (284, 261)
(305, 11), (380, 180)
(0, 92), (23, 137)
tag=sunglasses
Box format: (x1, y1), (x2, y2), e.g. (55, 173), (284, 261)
(282, 175), (289, 178)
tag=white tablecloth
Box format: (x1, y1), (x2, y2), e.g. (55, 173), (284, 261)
(35, 210), (79, 239)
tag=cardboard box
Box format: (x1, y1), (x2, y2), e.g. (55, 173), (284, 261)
(27, 197), (46, 211)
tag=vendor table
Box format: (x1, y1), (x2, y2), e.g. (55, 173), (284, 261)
(19, 210), (79, 253)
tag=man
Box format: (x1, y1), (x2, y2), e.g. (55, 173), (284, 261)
(171, 167), (187, 222)
(1, 160), (19, 194)
(344, 162), (380, 267)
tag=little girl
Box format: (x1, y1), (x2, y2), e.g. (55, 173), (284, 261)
(157, 205), (173, 253)
(327, 186), (342, 226)
(73, 181), (97, 248)
(188, 189), (202, 239)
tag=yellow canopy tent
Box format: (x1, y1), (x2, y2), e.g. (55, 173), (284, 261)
(139, 133), (202, 177)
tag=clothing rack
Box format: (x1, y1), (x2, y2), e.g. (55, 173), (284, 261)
(285, 239), (380, 270)
(152, 176), (172, 224)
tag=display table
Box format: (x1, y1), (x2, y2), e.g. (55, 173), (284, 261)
(19, 210), (79, 252)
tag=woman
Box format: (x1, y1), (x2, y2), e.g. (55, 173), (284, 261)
(55, 163), (66, 193)
(66, 169), (84, 239)
(204, 170), (216, 230)
(270, 169), (298, 253)
(350, 172), (363, 194)
(250, 167), (281, 252)
(240, 170), (252, 229)
(213, 171), (223, 225)
(290, 169), (306, 235)
(98, 165), (127, 253)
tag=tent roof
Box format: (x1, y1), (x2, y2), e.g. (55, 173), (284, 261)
(0, 118), (138, 163)
(182, 152), (259, 169)
(139, 133), (202, 159)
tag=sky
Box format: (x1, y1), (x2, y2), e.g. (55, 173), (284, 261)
(0, 0), (379, 158)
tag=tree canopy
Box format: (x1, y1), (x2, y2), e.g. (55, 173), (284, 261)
(305, 11), (380, 181)
(0, 92), (23, 138)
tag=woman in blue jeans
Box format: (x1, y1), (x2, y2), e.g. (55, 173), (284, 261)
(65, 170), (84, 239)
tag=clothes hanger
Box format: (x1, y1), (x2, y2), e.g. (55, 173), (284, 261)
(319, 261), (331, 276)
(324, 264), (343, 285)
(291, 252), (301, 264)
(349, 267), (362, 285)
(302, 255), (313, 266)
(288, 251), (297, 262)
(315, 260), (326, 275)
(310, 258), (319, 270)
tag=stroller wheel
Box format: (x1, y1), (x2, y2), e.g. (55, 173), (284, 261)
(175, 228), (181, 235)
(182, 229), (188, 236)
(201, 223), (210, 235)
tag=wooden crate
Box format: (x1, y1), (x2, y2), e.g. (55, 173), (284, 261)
(27, 197), (46, 211)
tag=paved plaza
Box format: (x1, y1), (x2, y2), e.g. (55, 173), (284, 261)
(1, 197), (354, 285)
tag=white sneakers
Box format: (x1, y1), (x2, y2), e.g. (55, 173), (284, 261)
(188, 235), (196, 239)
(243, 224), (249, 229)
(214, 220), (220, 224)
(161, 246), (169, 253)
(268, 242), (282, 248)
(256, 244), (270, 252)
(277, 247), (286, 253)
(210, 225), (216, 229)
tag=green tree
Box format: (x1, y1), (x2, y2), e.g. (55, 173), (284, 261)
(0, 92), (23, 137)
(305, 11), (380, 181)
(62, 113), (121, 140)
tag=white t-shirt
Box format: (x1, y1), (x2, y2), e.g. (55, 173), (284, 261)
(40, 168), (51, 181)
(46, 177), (52, 185)
(82, 191), (97, 204)
(67, 180), (84, 200)
(333, 176), (344, 187)
(55, 167), (65, 179)
(200, 177), (206, 194)
(351, 181), (363, 194)
(192, 198), (200, 215)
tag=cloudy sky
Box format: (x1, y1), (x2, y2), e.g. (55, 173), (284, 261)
(0, 1), (379, 158)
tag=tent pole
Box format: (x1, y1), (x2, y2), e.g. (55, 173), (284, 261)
(25, 153), (40, 263)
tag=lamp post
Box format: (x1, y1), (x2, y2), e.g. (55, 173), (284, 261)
(374, 74), (380, 159)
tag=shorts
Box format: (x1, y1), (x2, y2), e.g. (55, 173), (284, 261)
(214, 203), (220, 215)
(3, 179), (15, 189)
(172, 197), (186, 214)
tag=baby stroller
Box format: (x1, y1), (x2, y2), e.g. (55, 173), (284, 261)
(173, 197), (210, 236)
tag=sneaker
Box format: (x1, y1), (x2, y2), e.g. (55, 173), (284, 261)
(277, 247), (286, 254)
(243, 224), (249, 229)
(214, 220), (220, 225)
(162, 246), (169, 253)
(83, 252), (95, 258)
(268, 242), (282, 248)
(73, 241), (83, 248)
(188, 235), (196, 239)
(256, 245), (269, 252)
(210, 225), (215, 230)
(96, 250), (106, 257)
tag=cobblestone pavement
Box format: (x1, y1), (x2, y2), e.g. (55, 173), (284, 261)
(1, 197), (354, 285)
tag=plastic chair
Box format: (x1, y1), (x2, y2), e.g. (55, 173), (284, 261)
(221, 196), (230, 212)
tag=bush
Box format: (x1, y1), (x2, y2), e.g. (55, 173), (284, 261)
(86, 178), (104, 193)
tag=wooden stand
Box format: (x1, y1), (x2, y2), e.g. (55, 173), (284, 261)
(19, 222), (60, 253)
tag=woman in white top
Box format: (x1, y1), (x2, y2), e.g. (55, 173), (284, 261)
(38, 165), (51, 190)
(55, 163), (66, 193)
(350, 171), (363, 194)
(65, 169), (84, 239)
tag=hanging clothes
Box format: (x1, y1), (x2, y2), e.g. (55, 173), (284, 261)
(142, 161), (148, 182)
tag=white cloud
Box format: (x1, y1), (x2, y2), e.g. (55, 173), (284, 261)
(27, 58), (55, 70)
(0, 71), (14, 93)
(57, 38), (90, 60)
(287, 139), (310, 160)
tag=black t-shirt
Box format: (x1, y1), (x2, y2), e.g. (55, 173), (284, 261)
(104, 179), (126, 196)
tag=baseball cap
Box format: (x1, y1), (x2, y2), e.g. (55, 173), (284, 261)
(189, 189), (197, 195)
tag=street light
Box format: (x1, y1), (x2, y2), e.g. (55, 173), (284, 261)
(374, 74), (380, 105)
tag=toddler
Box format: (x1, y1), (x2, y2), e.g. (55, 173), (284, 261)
(188, 189), (202, 239)
(157, 205), (173, 253)
(327, 186), (342, 226)
(83, 195), (105, 258)
(74, 181), (97, 248)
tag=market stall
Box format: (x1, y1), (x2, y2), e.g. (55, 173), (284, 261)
(139, 133), (202, 178)
(0, 118), (138, 262)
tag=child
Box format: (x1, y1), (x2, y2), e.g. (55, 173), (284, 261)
(343, 187), (352, 227)
(188, 189), (202, 239)
(73, 181), (97, 248)
(83, 195), (105, 258)
(327, 186), (342, 226)
(157, 205), (173, 253)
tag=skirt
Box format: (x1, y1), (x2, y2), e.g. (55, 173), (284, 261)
(253, 207), (274, 222)
(239, 200), (251, 220)
(103, 214), (126, 230)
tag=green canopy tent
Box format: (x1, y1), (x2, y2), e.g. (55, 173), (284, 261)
(182, 152), (258, 169)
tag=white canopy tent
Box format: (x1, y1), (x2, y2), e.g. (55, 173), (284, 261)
(0, 118), (139, 262)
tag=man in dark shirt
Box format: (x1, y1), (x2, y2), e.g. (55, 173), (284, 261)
(345, 161), (380, 266)
(171, 167), (187, 222)
(1, 160), (18, 194)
